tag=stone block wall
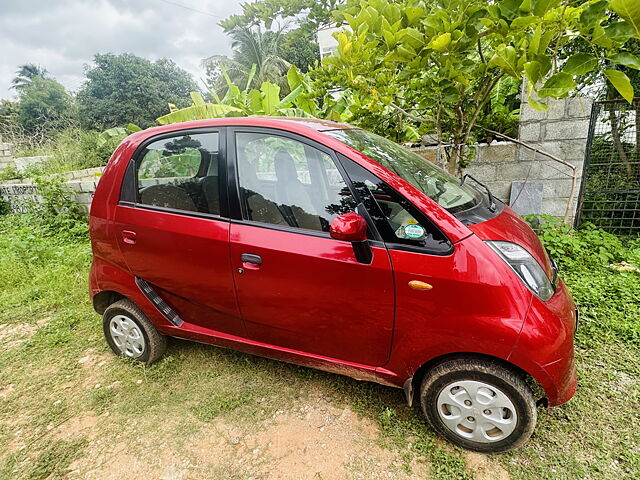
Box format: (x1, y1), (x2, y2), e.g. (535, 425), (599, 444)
(412, 97), (592, 221)
(0, 167), (105, 213)
(0, 142), (13, 171)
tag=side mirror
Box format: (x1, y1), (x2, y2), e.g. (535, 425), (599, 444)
(329, 212), (368, 242)
(330, 212), (372, 264)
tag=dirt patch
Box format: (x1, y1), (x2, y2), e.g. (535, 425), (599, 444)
(0, 322), (37, 348)
(465, 452), (510, 480)
(0, 317), (50, 349)
(0, 383), (14, 399)
(77, 348), (111, 370)
(52, 414), (100, 442)
(189, 395), (429, 480)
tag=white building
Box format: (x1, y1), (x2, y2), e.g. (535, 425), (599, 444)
(317, 25), (350, 59)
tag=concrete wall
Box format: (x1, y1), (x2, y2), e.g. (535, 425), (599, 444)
(0, 142), (13, 171)
(412, 97), (592, 220)
(0, 167), (104, 213)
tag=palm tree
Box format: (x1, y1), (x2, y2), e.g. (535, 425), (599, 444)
(11, 63), (48, 91)
(203, 26), (291, 95)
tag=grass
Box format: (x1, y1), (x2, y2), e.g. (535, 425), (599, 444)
(0, 128), (117, 181)
(0, 213), (638, 479)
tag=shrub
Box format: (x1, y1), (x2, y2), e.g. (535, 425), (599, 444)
(0, 197), (10, 216)
(30, 175), (88, 240)
(0, 165), (23, 181)
(526, 215), (640, 346)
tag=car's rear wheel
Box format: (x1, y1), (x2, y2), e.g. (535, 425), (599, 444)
(420, 358), (537, 452)
(103, 299), (167, 365)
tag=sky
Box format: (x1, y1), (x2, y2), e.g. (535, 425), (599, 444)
(0, 0), (245, 99)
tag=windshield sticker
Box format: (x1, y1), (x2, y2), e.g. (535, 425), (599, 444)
(404, 224), (425, 239)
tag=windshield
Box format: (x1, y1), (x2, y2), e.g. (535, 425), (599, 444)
(326, 129), (482, 213)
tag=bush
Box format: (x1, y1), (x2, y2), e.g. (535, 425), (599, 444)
(30, 175), (88, 240)
(526, 215), (640, 346)
(0, 197), (10, 216)
(0, 165), (23, 181)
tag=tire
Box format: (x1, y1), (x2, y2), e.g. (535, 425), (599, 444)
(419, 357), (537, 453)
(103, 299), (167, 365)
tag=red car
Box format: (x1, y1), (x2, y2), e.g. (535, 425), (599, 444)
(89, 117), (577, 452)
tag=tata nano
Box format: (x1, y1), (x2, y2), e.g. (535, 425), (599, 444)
(89, 117), (577, 452)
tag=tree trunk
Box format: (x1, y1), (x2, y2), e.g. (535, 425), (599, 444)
(609, 108), (633, 175)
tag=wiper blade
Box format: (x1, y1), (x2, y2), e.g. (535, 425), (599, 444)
(461, 174), (496, 212)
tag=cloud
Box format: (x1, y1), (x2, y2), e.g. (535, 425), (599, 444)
(0, 0), (243, 99)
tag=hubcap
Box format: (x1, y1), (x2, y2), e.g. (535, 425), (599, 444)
(109, 315), (145, 359)
(436, 380), (517, 443)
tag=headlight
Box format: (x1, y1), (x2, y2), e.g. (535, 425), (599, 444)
(486, 241), (555, 301)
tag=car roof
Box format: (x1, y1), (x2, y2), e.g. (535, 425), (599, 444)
(136, 116), (356, 138)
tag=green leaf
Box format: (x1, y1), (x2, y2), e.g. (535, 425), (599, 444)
(97, 127), (127, 147)
(579, 0), (608, 30)
(604, 69), (634, 103)
(604, 21), (635, 43)
(404, 6), (424, 26)
(562, 53), (598, 76)
(287, 66), (303, 91)
(511, 16), (540, 29)
(260, 82), (281, 114)
(531, 0), (560, 17)
(247, 89), (263, 114)
(537, 72), (577, 98)
(245, 64), (257, 91)
(610, 52), (640, 69)
(190, 91), (206, 107)
(528, 96), (549, 111)
(592, 24), (614, 48)
(275, 85), (303, 109)
(156, 104), (242, 125)
(489, 45), (520, 77)
(610, 0), (640, 38)
(429, 32), (451, 52)
(529, 25), (542, 54)
(524, 60), (543, 85)
(126, 123), (142, 133)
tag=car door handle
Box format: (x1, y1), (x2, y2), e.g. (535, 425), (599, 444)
(122, 230), (137, 245)
(241, 253), (262, 266)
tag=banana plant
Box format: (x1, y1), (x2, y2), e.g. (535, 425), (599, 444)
(155, 65), (320, 125)
(96, 123), (142, 147)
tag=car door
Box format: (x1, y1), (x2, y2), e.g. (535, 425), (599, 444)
(113, 129), (243, 336)
(227, 128), (394, 366)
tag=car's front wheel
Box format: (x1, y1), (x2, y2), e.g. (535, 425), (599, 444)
(420, 358), (537, 452)
(103, 299), (167, 365)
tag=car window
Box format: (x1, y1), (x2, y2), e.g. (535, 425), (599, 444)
(326, 129), (482, 213)
(235, 132), (356, 232)
(137, 132), (221, 215)
(340, 155), (452, 253)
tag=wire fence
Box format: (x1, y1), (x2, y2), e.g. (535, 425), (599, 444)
(576, 98), (640, 235)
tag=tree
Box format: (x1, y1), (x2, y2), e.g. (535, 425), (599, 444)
(203, 26), (292, 94)
(278, 28), (320, 72)
(0, 99), (19, 132)
(220, 0), (341, 33)
(77, 54), (197, 129)
(312, 0), (640, 173)
(11, 63), (48, 92)
(17, 76), (72, 133)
